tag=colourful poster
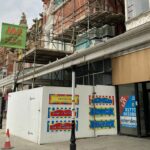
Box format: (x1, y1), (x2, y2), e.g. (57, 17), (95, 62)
(89, 95), (116, 129)
(0, 23), (27, 49)
(48, 107), (79, 118)
(49, 94), (79, 105)
(47, 120), (78, 132)
(120, 96), (137, 128)
(47, 94), (79, 133)
(90, 120), (115, 129)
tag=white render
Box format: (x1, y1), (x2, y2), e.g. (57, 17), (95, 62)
(125, 0), (150, 30)
(126, 10), (150, 30)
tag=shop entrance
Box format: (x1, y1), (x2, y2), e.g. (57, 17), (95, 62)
(117, 82), (150, 137)
(146, 90), (150, 134)
(143, 83), (150, 136)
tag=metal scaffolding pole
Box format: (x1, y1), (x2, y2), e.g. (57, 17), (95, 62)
(70, 66), (76, 150)
(32, 18), (38, 88)
(0, 96), (3, 129)
(0, 96), (4, 129)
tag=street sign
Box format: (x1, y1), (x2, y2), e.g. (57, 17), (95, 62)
(0, 23), (27, 49)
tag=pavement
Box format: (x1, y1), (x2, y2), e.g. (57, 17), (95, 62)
(0, 120), (150, 150)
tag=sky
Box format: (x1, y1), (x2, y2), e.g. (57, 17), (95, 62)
(0, 0), (43, 33)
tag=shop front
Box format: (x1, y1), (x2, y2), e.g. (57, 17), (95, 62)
(112, 48), (150, 137)
(116, 82), (150, 137)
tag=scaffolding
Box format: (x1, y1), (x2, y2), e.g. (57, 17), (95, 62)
(43, 0), (125, 45)
(14, 0), (125, 89)
(16, 15), (73, 89)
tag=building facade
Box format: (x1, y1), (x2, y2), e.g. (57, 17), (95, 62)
(1, 0), (150, 138)
(112, 0), (150, 137)
(41, 0), (150, 137)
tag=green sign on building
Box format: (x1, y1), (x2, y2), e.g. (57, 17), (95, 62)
(0, 23), (27, 49)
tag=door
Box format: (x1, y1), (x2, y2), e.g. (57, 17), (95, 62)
(145, 90), (150, 135)
(28, 93), (40, 143)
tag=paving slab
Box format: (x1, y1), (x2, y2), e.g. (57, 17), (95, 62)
(0, 120), (150, 150)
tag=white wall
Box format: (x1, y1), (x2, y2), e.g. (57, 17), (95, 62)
(6, 88), (43, 143)
(125, 0), (149, 21)
(76, 85), (95, 138)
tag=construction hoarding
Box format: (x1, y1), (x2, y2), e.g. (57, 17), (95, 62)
(6, 85), (116, 144)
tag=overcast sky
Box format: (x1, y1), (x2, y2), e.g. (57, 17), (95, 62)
(0, 0), (43, 32)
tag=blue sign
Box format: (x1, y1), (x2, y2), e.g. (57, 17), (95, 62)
(90, 120), (115, 129)
(92, 97), (113, 104)
(90, 108), (114, 116)
(120, 96), (137, 128)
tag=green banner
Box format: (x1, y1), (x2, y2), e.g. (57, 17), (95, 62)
(0, 23), (27, 49)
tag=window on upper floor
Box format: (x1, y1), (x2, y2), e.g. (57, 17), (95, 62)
(54, 0), (64, 7)
(127, 0), (149, 20)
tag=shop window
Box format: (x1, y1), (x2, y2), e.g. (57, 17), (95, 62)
(146, 82), (150, 90)
(138, 83), (146, 136)
(118, 84), (138, 136)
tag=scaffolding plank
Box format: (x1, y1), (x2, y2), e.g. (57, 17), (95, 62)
(53, 11), (124, 42)
(18, 48), (73, 64)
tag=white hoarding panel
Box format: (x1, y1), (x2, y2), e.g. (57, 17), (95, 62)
(39, 86), (79, 144)
(76, 85), (95, 138)
(89, 85), (117, 136)
(6, 88), (43, 143)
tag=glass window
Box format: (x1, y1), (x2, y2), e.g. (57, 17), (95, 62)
(89, 74), (94, 85)
(103, 73), (112, 85)
(138, 83), (146, 136)
(54, 0), (64, 7)
(76, 65), (88, 77)
(94, 73), (104, 85)
(146, 82), (150, 90)
(90, 60), (104, 73)
(104, 59), (111, 72)
(118, 84), (138, 136)
(76, 77), (84, 85)
(84, 75), (89, 85)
